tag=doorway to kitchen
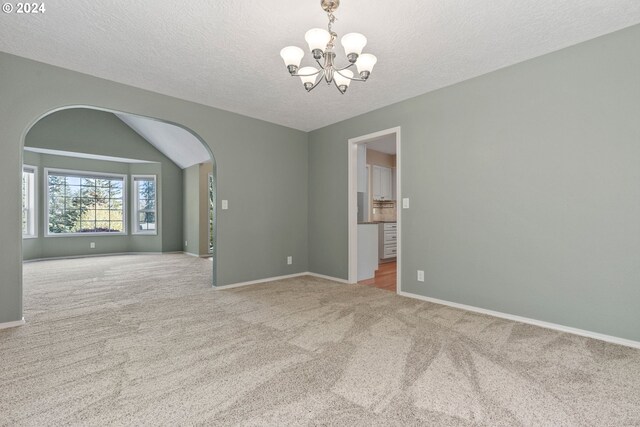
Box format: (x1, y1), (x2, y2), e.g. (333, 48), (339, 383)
(348, 127), (401, 292)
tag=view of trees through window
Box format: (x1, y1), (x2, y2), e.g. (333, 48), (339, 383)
(134, 177), (156, 232)
(48, 172), (125, 234)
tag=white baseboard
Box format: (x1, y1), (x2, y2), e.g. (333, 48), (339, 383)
(214, 272), (310, 290)
(306, 272), (351, 284)
(398, 291), (640, 350)
(23, 252), (166, 263)
(181, 251), (213, 258)
(215, 271), (352, 290)
(0, 318), (25, 330)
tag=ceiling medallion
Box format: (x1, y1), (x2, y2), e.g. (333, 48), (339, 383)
(280, 0), (377, 94)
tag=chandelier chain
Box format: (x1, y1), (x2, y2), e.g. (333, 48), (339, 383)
(327, 12), (336, 33)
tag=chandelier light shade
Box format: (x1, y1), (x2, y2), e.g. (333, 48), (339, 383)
(334, 69), (354, 92)
(341, 33), (367, 60)
(305, 28), (332, 54)
(280, 46), (305, 73)
(280, 0), (377, 94)
(356, 53), (377, 79)
(298, 67), (320, 90)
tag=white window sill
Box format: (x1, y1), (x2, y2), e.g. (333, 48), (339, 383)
(45, 232), (127, 237)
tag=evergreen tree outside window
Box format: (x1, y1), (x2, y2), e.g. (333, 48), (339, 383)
(45, 169), (126, 235)
(22, 165), (37, 238)
(133, 176), (157, 234)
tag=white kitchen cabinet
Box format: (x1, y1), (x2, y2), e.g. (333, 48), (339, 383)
(357, 224), (378, 280)
(372, 165), (393, 200)
(378, 222), (397, 261)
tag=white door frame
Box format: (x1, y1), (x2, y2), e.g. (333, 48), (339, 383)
(347, 126), (401, 292)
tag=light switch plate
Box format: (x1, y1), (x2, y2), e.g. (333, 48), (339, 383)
(90, 242), (95, 249)
(221, 200), (228, 210)
(402, 198), (410, 209)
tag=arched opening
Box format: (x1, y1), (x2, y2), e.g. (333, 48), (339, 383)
(19, 106), (217, 317)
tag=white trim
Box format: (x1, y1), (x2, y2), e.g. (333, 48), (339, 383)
(214, 272), (310, 290)
(44, 167), (128, 237)
(24, 147), (155, 164)
(215, 271), (351, 290)
(0, 318), (26, 330)
(207, 172), (214, 255)
(398, 291), (640, 350)
(181, 251), (213, 258)
(23, 251), (165, 263)
(131, 174), (158, 235)
(182, 251), (200, 258)
(22, 165), (38, 238)
(306, 272), (351, 284)
(347, 127), (402, 291)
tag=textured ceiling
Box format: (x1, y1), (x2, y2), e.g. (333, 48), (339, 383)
(1, 1), (639, 131)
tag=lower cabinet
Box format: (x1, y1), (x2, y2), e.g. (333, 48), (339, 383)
(358, 224), (379, 281)
(378, 222), (397, 261)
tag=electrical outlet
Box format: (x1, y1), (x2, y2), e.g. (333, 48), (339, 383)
(221, 200), (229, 210)
(185, 241), (188, 247)
(90, 242), (95, 249)
(417, 270), (424, 282)
(287, 256), (292, 265)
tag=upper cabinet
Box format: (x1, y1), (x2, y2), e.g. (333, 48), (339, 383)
(372, 165), (393, 200)
(357, 145), (367, 193)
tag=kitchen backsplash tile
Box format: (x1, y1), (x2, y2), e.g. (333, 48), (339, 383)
(372, 201), (397, 222)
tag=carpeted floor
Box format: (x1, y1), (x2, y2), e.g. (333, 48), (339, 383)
(1, 254), (639, 426)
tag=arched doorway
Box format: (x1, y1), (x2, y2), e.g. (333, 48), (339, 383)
(20, 106), (218, 298)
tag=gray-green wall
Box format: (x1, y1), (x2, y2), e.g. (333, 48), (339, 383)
(2, 25), (638, 342)
(183, 164), (200, 256)
(182, 162), (214, 257)
(24, 109), (184, 255)
(308, 25), (640, 341)
(22, 151), (167, 260)
(0, 52), (309, 324)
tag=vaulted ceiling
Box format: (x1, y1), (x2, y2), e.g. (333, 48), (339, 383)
(116, 113), (211, 169)
(1, 1), (639, 131)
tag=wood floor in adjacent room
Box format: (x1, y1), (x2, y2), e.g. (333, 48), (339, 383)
(1, 254), (640, 425)
(359, 261), (397, 292)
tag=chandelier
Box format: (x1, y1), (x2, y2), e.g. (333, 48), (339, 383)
(279, 0), (377, 94)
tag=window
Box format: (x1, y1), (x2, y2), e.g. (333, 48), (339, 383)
(22, 166), (37, 238)
(133, 175), (157, 234)
(46, 169), (126, 235)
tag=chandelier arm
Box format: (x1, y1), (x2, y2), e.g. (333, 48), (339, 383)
(307, 73), (325, 92)
(334, 68), (366, 82)
(315, 58), (325, 69)
(334, 63), (355, 72)
(292, 68), (323, 77)
(332, 76), (346, 94)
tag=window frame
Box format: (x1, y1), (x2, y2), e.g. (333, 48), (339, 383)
(132, 174), (158, 236)
(22, 165), (38, 239)
(44, 167), (128, 237)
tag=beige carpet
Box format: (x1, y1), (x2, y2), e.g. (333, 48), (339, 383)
(1, 254), (639, 426)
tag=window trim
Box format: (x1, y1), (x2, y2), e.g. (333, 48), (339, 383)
(132, 174), (158, 236)
(22, 165), (38, 239)
(44, 167), (128, 237)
